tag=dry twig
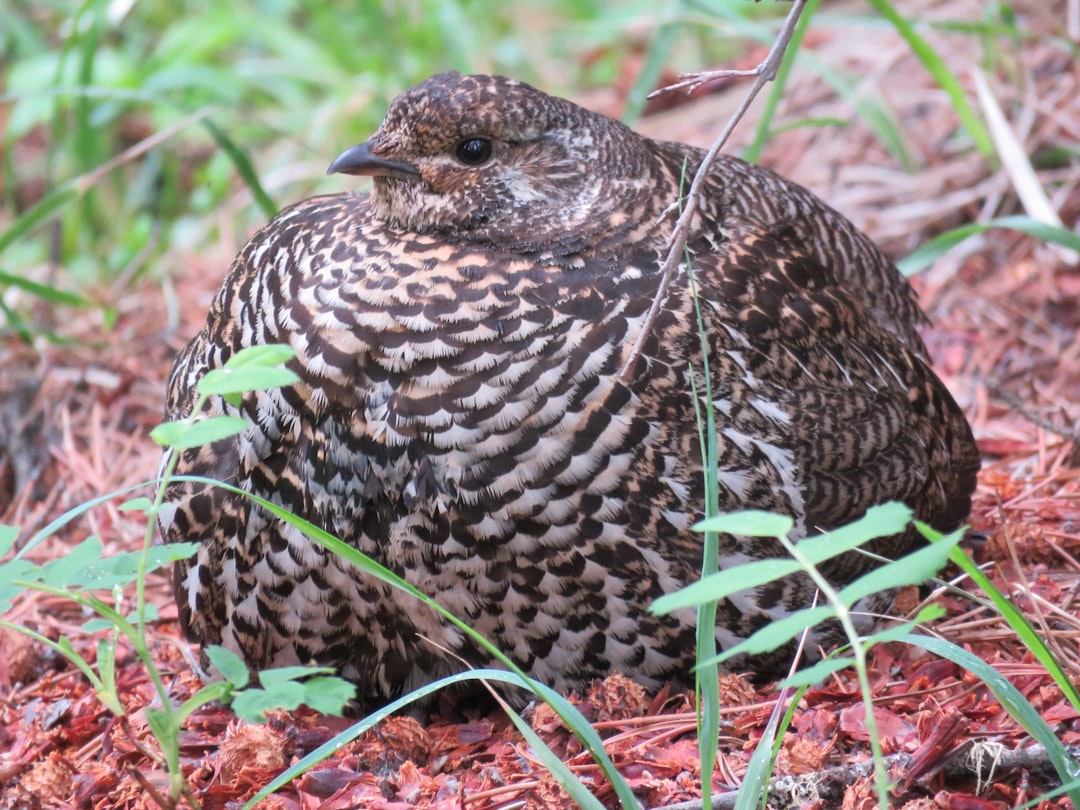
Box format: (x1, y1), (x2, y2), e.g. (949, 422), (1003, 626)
(619, 0), (810, 380)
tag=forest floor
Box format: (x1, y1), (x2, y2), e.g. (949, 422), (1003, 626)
(1, 1), (1078, 808)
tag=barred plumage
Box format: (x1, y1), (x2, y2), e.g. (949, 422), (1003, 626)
(160, 72), (979, 707)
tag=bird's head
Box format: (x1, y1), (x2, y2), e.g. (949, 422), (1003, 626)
(328, 72), (656, 255)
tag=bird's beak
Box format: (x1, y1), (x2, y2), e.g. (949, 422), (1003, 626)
(326, 142), (420, 180)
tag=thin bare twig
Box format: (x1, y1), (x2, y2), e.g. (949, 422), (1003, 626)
(619, 0), (811, 381)
(648, 68), (763, 98)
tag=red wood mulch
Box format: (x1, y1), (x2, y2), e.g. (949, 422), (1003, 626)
(2, 4), (1078, 808)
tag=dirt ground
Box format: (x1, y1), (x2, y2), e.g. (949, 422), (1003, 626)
(1, 1), (1078, 807)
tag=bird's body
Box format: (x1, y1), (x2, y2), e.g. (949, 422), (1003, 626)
(160, 73), (979, 706)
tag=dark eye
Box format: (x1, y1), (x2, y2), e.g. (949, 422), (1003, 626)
(455, 138), (492, 166)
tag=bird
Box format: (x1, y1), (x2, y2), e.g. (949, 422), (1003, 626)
(159, 71), (980, 708)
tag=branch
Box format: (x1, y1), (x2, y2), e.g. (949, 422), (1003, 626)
(619, 0), (811, 381)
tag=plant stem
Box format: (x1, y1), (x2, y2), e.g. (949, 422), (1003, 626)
(778, 536), (892, 810)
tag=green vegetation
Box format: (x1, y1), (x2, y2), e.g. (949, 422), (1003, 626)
(0, 345), (358, 807)
(0, 0), (743, 340)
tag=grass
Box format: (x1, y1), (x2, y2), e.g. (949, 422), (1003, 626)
(1, 0), (743, 331)
(2, 0), (1078, 808)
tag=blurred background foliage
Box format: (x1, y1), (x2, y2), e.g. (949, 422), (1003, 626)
(0, 0), (788, 338)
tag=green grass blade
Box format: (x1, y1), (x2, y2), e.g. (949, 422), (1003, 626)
(243, 669), (611, 810)
(0, 299), (34, 343)
(19, 480), (157, 557)
(806, 51), (912, 170)
(902, 633), (1080, 804)
(864, 0), (993, 157)
(733, 689), (789, 810)
(501, 689), (611, 810)
(898, 215), (1080, 275)
(202, 119), (278, 218)
(0, 269), (85, 306)
(0, 183), (78, 256)
(742, 0), (820, 164)
(623, 4), (682, 124)
(918, 523), (1080, 714)
(73, 4), (101, 173)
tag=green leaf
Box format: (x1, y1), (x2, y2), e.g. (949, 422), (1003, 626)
(0, 558), (41, 611)
(205, 645), (251, 688)
(197, 365), (299, 397)
(127, 603), (159, 623)
(55, 634), (123, 715)
(0, 524), (18, 556)
(145, 706), (176, 746)
(231, 681), (306, 723)
(150, 416), (249, 449)
(300, 676), (357, 716)
(779, 656), (854, 688)
(97, 638), (117, 699)
(697, 605), (837, 668)
(836, 527), (962, 607)
(149, 421), (185, 447)
(258, 665), (335, 687)
(40, 536), (104, 586)
(652, 558), (802, 614)
(60, 543), (197, 590)
(224, 344), (297, 369)
(175, 681), (236, 726)
(692, 510), (794, 537)
(117, 497), (154, 513)
(151, 542), (201, 564)
(792, 502), (913, 566)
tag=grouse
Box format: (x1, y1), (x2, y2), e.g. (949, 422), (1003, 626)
(160, 72), (980, 706)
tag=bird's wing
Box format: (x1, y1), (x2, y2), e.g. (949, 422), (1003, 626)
(688, 216), (979, 543)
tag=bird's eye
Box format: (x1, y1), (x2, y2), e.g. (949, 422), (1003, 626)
(455, 138), (493, 166)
